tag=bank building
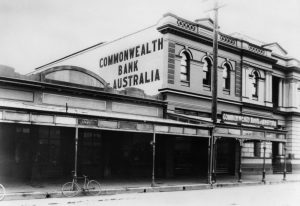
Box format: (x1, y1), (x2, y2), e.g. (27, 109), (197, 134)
(0, 13), (299, 183)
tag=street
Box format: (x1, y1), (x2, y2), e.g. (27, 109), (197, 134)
(1, 182), (300, 206)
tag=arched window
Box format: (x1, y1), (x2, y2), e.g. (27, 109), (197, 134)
(203, 57), (212, 86)
(252, 71), (259, 98)
(222, 63), (231, 90)
(180, 52), (190, 86)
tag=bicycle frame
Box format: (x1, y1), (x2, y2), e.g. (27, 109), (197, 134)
(72, 175), (89, 191)
(62, 172), (101, 197)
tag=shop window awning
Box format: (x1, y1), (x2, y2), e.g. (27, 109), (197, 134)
(0, 106), (213, 137)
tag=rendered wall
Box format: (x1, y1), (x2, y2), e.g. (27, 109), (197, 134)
(31, 26), (165, 95)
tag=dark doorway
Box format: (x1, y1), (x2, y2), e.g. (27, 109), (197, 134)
(77, 128), (103, 178)
(101, 131), (153, 179)
(215, 138), (236, 175)
(14, 125), (35, 181)
(61, 127), (75, 177)
(156, 135), (208, 178)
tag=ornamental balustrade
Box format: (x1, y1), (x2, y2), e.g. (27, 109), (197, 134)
(248, 44), (266, 55)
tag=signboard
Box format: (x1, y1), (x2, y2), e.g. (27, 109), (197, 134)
(34, 26), (164, 95)
(78, 118), (98, 126)
(222, 112), (277, 128)
(99, 38), (163, 91)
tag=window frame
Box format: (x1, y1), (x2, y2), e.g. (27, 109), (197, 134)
(180, 51), (191, 87)
(222, 63), (231, 92)
(253, 141), (261, 157)
(251, 71), (259, 100)
(202, 57), (212, 87)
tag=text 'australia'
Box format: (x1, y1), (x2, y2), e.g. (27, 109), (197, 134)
(113, 69), (160, 89)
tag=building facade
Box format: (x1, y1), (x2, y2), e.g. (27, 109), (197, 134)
(0, 65), (211, 181)
(1, 13), (300, 183)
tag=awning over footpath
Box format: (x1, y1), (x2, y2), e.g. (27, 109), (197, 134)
(0, 100), (212, 138)
(167, 112), (287, 143)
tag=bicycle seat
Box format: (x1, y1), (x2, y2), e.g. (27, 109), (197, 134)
(83, 175), (87, 178)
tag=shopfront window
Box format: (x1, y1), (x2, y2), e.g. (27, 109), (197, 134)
(254, 142), (261, 157)
(37, 126), (61, 166)
(78, 130), (102, 165)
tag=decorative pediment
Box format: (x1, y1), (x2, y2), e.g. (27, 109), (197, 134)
(195, 17), (214, 29)
(262, 42), (287, 56)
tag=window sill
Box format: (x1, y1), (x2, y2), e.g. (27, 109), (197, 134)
(223, 88), (230, 95)
(252, 95), (258, 101)
(203, 84), (211, 91)
(181, 81), (190, 87)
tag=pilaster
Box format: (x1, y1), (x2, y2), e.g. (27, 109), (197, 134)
(264, 71), (273, 107)
(288, 79), (298, 108)
(242, 66), (249, 99)
(278, 78), (283, 107)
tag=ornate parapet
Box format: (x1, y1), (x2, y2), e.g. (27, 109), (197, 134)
(219, 33), (237, 46)
(248, 43), (266, 55)
(158, 13), (273, 59)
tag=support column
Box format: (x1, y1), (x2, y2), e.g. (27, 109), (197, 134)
(262, 141), (266, 183)
(288, 79), (298, 108)
(238, 140), (244, 182)
(265, 71), (273, 107)
(278, 79), (283, 107)
(283, 143), (287, 181)
(74, 127), (78, 179)
(212, 137), (218, 183)
(242, 67), (249, 99)
(278, 142), (283, 156)
(208, 134), (214, 184)
(151, 131), (156, 187)
(258, 78), (265, 103)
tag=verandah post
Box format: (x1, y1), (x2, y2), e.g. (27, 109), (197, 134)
(151, 129), (156, 187)
(238, 140), (244, 182)
(74, 126), (78, 179)
(283, 143), (287, 181)
(262, 141), (266, 183)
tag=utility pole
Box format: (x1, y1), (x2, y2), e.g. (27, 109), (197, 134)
(211, 0), (219, 125)
(205, 0), (225, 184)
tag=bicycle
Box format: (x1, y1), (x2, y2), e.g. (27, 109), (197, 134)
(0, 184), (5, 200)
(61, 171), (101, 197)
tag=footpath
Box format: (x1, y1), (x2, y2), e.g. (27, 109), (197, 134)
(1, 174), (300, 201)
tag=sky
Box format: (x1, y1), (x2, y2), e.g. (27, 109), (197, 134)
(0, 0), (299, 75)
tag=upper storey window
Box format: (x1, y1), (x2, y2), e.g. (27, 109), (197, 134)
(203, 57), (212, 87)
(180, 51), (190, 87)
(222, 63), (231, 90)
(251, 71), (259, 99)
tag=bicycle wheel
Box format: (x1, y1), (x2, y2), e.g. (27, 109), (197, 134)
(61, 182), (80, 197)
(0, 184), (5, 201)
(87, 180), (101, 195)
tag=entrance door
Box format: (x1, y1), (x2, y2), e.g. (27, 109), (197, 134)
(215, 138), (236, 175)
(34, 126), (62, 178)
(272, 142), (283, 173)
(173, 136), (208, 177)
(14, 126), (34, 180)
